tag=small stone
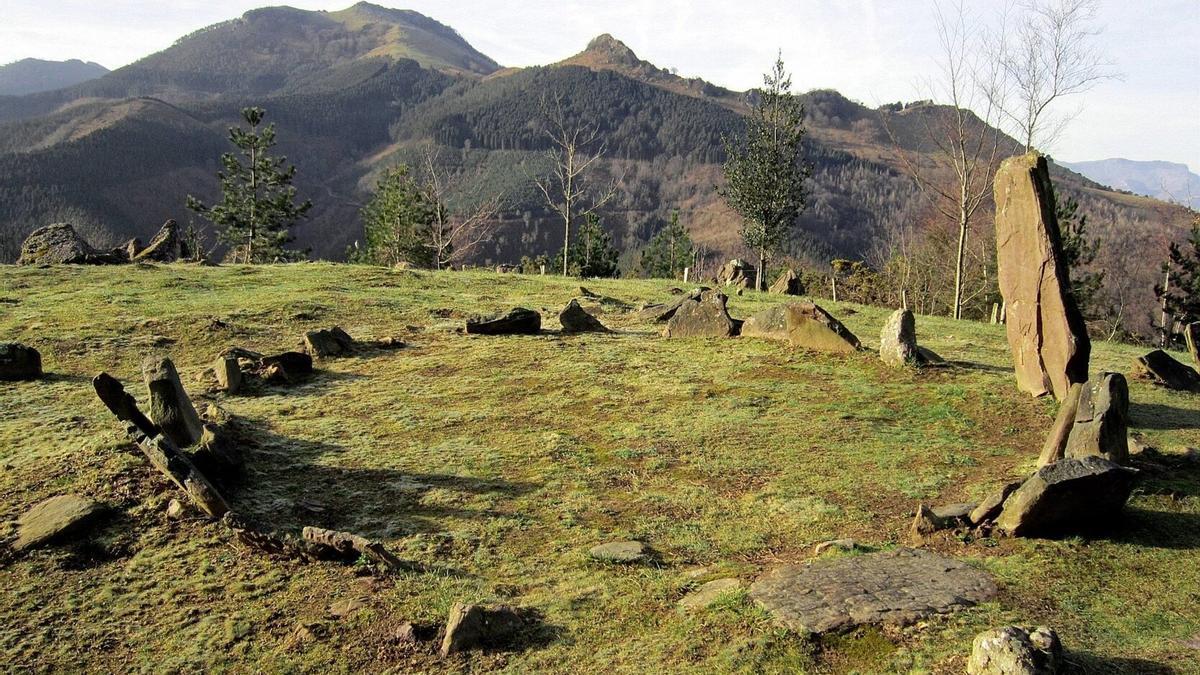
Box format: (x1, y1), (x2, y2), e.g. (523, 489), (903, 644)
(589, 540), (651, 563)
(678, 578), (744, 612)
(439, 603), (524, 656)
(967, 625), (1062, 674)
(0, 342), (42, 381)
(970, 481), (1024, 525)
(14, 494), (105, 551)
(288, 621), (328, 646)
(559, 299), (610, 333)
(328, 598), (365, 619)
(813, 538), (857, 555)
(393, 622), (418, 643)
(213, 356), (242, 394)
(769, 268), (803, 295)
(304, 327), (355, 358)
(166, 499), (187, 520)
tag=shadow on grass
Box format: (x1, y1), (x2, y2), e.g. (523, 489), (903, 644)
(1065, 652), (1176, 674)
(1130, 402), (1200, 431)
(222, 416), (536, 544)
(1099, 508), (1200, 550)
(946, 360), (1011, 375)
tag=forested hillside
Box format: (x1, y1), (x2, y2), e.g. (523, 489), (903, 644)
(0, 3), (1192, 337)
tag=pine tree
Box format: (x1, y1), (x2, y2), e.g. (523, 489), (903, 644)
(640, 209), (694, 279)
(354, 165), (436, 267)
(1156, 213), (1200, 327)
(561, 213), (619, 278)
(186, 107), (311, 263)
(1057, 196), (1105, 320)
(719, 54), (809, 290)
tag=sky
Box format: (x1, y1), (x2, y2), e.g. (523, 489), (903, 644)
(2, 0), (1198, 172)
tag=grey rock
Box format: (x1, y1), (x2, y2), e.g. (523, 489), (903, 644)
(968, 625), (1063, 674)
(662, 290), (735, 338)
(260, 352), (313, 378)
(1132, 349), (1200, 391)
(750, 548), (997, 635)
(996, 457), (1138, 537)
(0, 342), (42, 381)
(638, 287), (710, 323)
(813, 538), (858, 555)
(1064, 372), (1129, 464)
(970, 481), (1024, 525)
(717, 259), (756, 289)
(466, 308), (541, 335)
(880, 308), (920, 367)
(133, 220), (190, 263)
(213, 356), (242, 394)
(17, 223), (124, 266)
(14, 494), (105, 551)
(143, 356), (205, 447)
(440, 603), (524, 656)
(304, 326), (355, 358)
(589, 540), (651, 563)
(559, 299), (610, 333)
(741, 302), (861, 353)
(768, 268), (804, 295)
(165, 499), (187, 520)
(678, 578), (743, 612)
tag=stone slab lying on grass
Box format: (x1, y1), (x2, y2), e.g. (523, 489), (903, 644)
(678, 578), (743, 612)
(996, 456), (1138, 537)
(304, 326), (355, 358)
(14, 494), (104, 551)
(440, 603), (525, 656)
(749, 548), (997, 635)
(0, 342), (42, 381)
(662, 290), (735, 338)
(1132, 349), (1200, 392)
(741, 302), (860, 353)
(589, 540), (651, 563)
(559, 299), (609, 333)
(466, 308), (541, 335)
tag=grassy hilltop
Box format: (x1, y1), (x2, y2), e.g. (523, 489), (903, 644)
(1, 263), (1198, 673)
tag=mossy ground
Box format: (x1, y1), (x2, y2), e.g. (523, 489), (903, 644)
(1, 263), (1198, 673)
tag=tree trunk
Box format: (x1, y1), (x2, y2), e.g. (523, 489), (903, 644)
(757, 247), (766, 292)
(952, 210), (968, 320)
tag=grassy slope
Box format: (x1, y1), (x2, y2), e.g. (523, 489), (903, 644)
(0, 264), (1197, 674)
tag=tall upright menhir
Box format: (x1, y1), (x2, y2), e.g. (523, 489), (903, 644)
(720, 54), (809, 292)
(187, 107), (312, 263)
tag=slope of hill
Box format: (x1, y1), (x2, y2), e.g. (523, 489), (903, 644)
(0, 58), (108, 96)
(1061, 158), (1200, 209)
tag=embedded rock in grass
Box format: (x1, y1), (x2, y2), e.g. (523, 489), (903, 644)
(910, 503), (974, 538)
(769, 268), (803, 295)
(304, 326), (355, 358)
(0, 342), (42, 381)
(466, 307), (541, 335)
(741, 302), (861, 353)
(143, 356), (205, 448)
(13, 494), (105, 551)
(638, 287), (710, 322)
(589, 540), (651, 563)
(968, 625), (1063, 675)
(750, 548), (996, 635)
(133, 219), (190, 263)
(116, 237), (142, 262)
(813, 538), (858, 555)
(16, 222), (124, 266)
(662, 289), (735, 338)
(678, 578), (743, 612)
(996, 457), (1138, 537)
(261, 352), (313, 378)
(1131, 349), (1200, 392)
(559, 299), (609, 333)
(440, 603), (525, 656)
(993, 153), (1090, 401)
(213, 356), (242, 394)
(1064, 372), (1129, 464)
(717, 258), (756, 289)
(880, 308), (923, 367)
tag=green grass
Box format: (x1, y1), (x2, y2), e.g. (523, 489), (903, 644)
(1, 263), (1198, 673)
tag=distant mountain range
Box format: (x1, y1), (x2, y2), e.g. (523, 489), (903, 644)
(0, 58), (109, 96)
(0, 2), (1192, 335)
(1060, 158), (1200, 209)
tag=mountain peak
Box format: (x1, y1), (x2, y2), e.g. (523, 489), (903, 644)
(583, 34), (640, 65)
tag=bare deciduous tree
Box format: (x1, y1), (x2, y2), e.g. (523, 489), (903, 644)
(418, 146), (502, 270)
(992, 0), (1119, 152)
(883, 0), (1006, 319)
(532, 92), (620, 276)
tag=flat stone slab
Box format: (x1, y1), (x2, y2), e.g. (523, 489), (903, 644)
(14, 494), (104, 551)
(678, 578), (744, 612)
(749, 548), (997, 635)
(589, 540), (650, 563)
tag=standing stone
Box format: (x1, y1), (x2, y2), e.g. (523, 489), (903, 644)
(993, 154), (1090, 400)
(1064, 373), (1129, 464)
(968, 626), (1063, 675)
(1131, 349), (1200, 391)
(769, 269), (803, 295)
(133, 220), (189, 262)
(466, 308), (541, 335)
(14, 494), (105, 551)
(741, 302), (861, 353)
(213, 356), (242, 394)
(1186, 322), (1200, 370)
(1037, 383), (1083, 468)
(439, 603), (524, 656)
(662, 290), (735, 338)
(995, 456), (1138, 537)
(880, 308), (920, 367)
(143, 357), (205, 447)
(559, 299), (610, 333)
(0, 342), (42, 381)
(304, 326), (355, 358)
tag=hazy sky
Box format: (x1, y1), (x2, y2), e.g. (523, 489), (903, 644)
(3, 0), (1198, 172)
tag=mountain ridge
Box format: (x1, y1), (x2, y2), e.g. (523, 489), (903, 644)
(1060, 158), (1200, 209)
(0, 58), (109, 96)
